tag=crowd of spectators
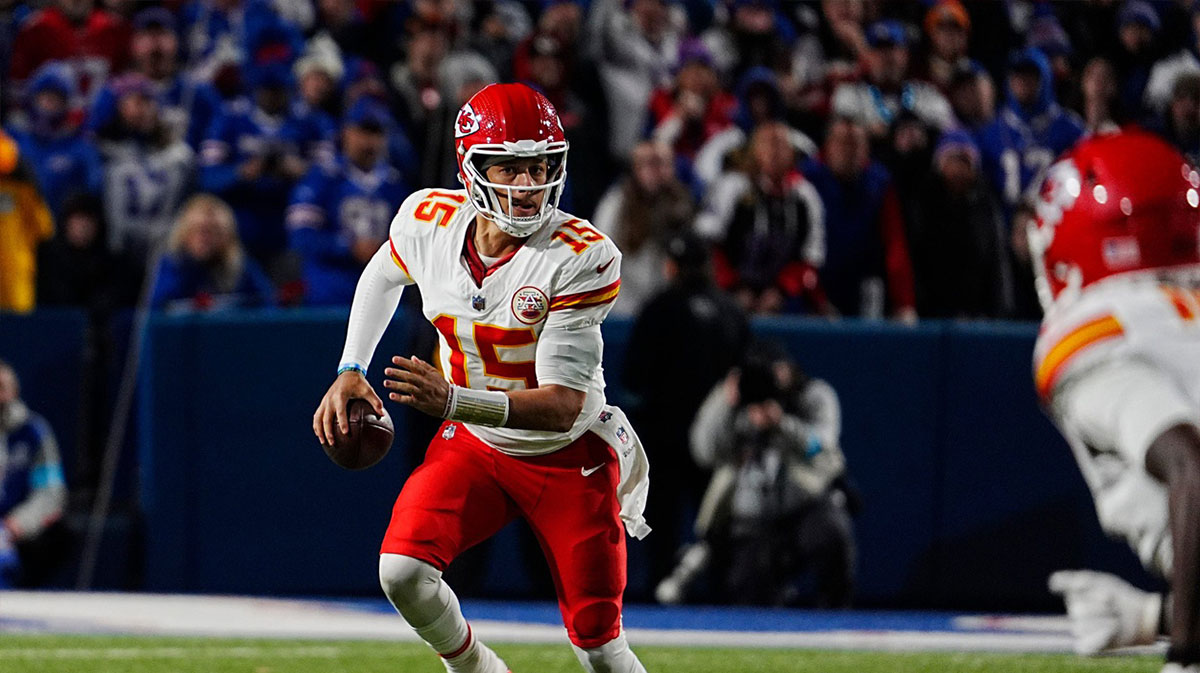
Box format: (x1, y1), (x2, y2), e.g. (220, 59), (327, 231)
(14, 0), (1200, 601)
(1, 0), (1199, 321)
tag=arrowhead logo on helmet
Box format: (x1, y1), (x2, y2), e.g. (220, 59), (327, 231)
(454, 83), (570, 238)
(455, 103), (481, 139)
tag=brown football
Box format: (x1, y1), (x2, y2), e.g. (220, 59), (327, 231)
(322, 398), (394, 470)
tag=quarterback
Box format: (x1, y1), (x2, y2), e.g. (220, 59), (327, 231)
(313, 83), (650, 673)
(1031, 131), (1200, 672)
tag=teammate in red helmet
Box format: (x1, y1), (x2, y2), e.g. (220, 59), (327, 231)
(1030, 130), (1200, 673)
(313, 83), (651, 673)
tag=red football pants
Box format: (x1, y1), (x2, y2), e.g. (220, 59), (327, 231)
(380, 421), (626, 648)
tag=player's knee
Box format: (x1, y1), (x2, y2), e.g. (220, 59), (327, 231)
(378, 553), (440, 605)
(569, 599), (621, 648)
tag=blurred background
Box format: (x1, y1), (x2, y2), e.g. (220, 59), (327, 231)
(0, 0), (1189, 613)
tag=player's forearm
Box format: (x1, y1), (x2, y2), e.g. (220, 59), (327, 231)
(1167, 457), (1200, 660)
(340, 245), (406, 372)
(504, 385), (585, 433)
(1147, 424), (1200, 662)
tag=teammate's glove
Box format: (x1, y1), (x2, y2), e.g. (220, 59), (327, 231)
(1049, 570), (1161, 655)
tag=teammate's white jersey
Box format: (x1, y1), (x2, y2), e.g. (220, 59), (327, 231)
(1034, 275), (1200, 574)
(388, 188), (622, 456)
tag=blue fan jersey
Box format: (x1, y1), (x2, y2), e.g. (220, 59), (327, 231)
(89, 76), (223, 149)
(7, 128), (102, 218)
(287, 156), (411, 305)
(199, 98), (336, 259)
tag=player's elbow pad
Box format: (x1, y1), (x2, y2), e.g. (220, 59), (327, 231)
(535, 324), (602, 391)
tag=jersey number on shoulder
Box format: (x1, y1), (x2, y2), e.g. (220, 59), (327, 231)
(1163, 286), (1200, 323)
(414, 191), (466, 227)
(551, 220), (603, 255)
(432, 315), (538, 390)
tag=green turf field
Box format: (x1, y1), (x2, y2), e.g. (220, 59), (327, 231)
(0, 635), (1164, 673)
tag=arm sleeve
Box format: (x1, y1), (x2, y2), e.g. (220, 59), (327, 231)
(590, 186), (622, 236)
(782, 414), (845, 497)
(82, 141), (105, 197)
(693, 128), (743, 189)
(690, 383), (738, 469)
(879, 185), (916, 312)
(547, 234), (622, 329)
(797, 179), (826, 267)
(534, 319), (603, 392)
(694, 172), (750, 242)
(338, 242), (411, 371)
(287, 169), (353, 262)
(4, 419), (66, 541)
(149, 257), (183, 308)
(241, 258), (276, 307)
(198, 114), (240, 194)
(803, 378), (842, 453)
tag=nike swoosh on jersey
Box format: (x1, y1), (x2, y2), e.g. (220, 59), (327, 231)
(596, 257), (615, 274)
(581, 464), (604, 476)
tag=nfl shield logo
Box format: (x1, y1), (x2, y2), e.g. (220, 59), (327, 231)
(442, 424), (457, 440)
(616, 426), (629, 445)
(471, 295), (487, 311)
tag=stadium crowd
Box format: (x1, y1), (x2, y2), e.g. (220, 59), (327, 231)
(5, 0), (1200, 604)
(2, 0), (1199, 322)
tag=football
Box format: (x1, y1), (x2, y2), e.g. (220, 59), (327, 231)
(322, 398), (394, 470)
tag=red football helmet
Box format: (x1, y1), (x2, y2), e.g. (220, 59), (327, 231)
(1029, 130), (1200, 310)
(454, 83), (568, 237)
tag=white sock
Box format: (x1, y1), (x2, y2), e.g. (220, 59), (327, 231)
(379, 553), (507, 673)
(572, 631), (647, 673)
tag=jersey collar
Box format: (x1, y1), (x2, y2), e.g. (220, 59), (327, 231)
(462, 221), (523, 287)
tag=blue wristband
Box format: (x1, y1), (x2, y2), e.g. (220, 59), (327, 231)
(337, 363), (367, 377)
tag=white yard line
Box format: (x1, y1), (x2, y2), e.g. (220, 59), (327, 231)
(0, 646), (348, 660)
(0, 591), (1081, 653)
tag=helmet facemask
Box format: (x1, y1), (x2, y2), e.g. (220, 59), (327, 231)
(459, 139), (569, 238)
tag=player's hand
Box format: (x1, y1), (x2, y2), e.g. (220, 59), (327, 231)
(383, 355), (450, 418)
(312, 370), (385, 446)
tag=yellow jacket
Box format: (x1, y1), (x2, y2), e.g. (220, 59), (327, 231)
(0, 178), (53, 312)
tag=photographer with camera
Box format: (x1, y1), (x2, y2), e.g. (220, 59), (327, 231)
(657, 348), (857, 608)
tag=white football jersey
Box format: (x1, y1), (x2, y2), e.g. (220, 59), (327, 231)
(1034, 275), (1200, 574)
(387, 188), (622, 456)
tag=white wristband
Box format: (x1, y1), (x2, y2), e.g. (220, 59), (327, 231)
(445, 385), (510, 427)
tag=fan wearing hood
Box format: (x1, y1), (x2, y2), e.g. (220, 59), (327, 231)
(6, 62), (102, 221)
(977, 46), (1084, 215)
(198, 21), (336, 266)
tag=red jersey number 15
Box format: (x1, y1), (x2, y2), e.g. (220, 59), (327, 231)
(432, 315), (538, 390)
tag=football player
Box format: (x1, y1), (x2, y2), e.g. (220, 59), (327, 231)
(1030, 130), (1200, 672)
(313, 83), (651, 673)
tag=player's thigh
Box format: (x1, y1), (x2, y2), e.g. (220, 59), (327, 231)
(381, 423), (518, 570)
(522, 433), (626, 647)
